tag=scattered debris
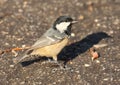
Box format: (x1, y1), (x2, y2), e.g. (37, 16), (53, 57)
(78, 15), (84, 20)
(69, 61), (73, 65)
(103, 78), (109, 81)
(95, 60), (100, 63)
(93, 44), (108, 49)
(0, 46), (30, 56)
(9, 64), (14, 68)
(89, 47), (99, 61)
(84, 64), (90, 67)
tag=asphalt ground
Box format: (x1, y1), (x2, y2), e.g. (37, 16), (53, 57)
(0, 0), (119, 85)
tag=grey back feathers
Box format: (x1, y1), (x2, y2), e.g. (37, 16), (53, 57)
(26, 28), (68, 55)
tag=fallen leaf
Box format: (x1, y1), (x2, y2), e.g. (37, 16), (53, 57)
(89, 48), (99, 60)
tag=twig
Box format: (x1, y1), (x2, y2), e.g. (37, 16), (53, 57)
(0, 46), (30, 56)
(93, 44), (108, 49)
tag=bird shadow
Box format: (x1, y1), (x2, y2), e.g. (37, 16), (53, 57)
(58, 32), (111, 64)
(21, 32), (111, 67)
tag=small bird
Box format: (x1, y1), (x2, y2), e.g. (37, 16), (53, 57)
(13, 16), (77, 65)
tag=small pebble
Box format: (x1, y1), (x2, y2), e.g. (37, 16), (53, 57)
(78, 15), (84, 20)
(84, 64), (90, 67)
(96, 23), (101, 27)
(95, 60), (100, 63)
(18, 9), (23, 13)
(75, 70), (80, 73)
(103, 78), (109, 81)
(94, 19), (99, 22)
(22, 45), (26, 48)
(109, 30), (114, 34)
(113, 19), (119, 25)
(23, 1), (28, 8)
(53, 82), (56, 84)
(20, 81), (25, 84)
(10, 65), (14, 68)
(69, 61), (73, 64)
(5, 42), (9, 46)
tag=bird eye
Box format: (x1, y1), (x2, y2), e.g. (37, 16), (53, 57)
(66, 19), (69, 22)
(65, 18), (73, 22)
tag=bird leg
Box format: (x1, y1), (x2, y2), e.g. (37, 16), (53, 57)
(52, 56), (64, 69)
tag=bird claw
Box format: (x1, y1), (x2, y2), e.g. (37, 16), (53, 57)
(42, 60), (72, 70)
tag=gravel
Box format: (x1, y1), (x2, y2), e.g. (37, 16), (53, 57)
(0, 0), (119, 85)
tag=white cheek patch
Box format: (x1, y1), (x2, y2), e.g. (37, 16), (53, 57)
(56, 22), (71, 33)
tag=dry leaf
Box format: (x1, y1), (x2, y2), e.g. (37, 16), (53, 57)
(0, 46), (30, 56)
(89, 48), (99, 60)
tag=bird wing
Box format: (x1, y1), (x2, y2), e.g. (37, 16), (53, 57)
(32, 35), (62, 49)
(25, 35), (63, 55)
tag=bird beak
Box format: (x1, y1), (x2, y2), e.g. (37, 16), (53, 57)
(71, 21), (78, 24)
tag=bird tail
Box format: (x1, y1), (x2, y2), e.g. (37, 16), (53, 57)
(13, 48), (34, 64)
(13, 55), (29, 64)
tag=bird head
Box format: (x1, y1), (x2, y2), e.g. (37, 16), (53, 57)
(53, 16), (77, 36)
